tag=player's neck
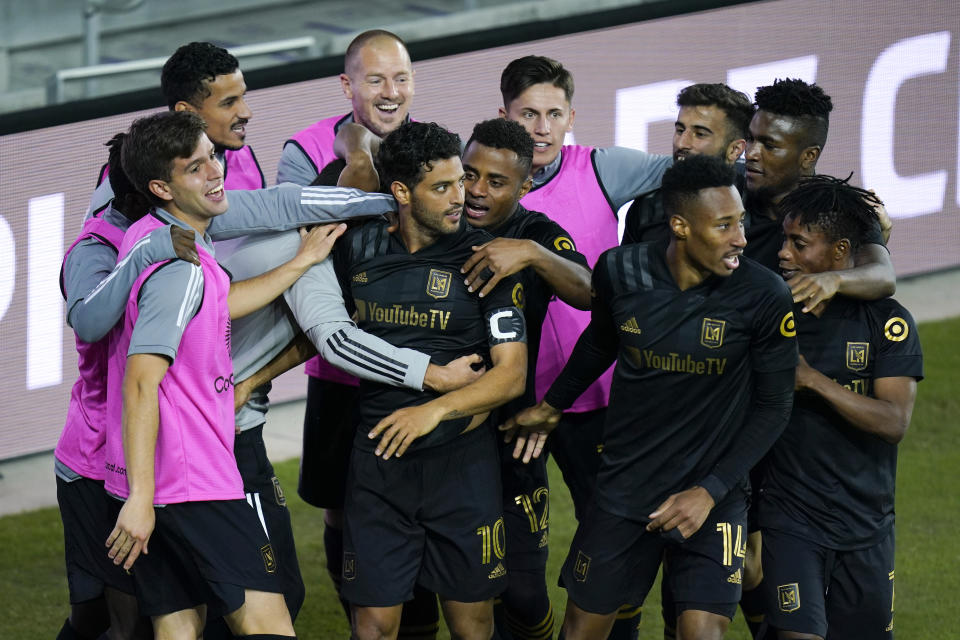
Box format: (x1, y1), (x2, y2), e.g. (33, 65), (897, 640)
(398, 214), (441, 253)
(665, 241), (709, 291)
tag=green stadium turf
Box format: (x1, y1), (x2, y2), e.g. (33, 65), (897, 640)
(2, 315), (957, 638)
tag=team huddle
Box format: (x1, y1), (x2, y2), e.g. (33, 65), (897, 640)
(54, 29), (923, 640)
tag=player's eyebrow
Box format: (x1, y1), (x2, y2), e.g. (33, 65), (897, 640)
(463, 164), (510, 182)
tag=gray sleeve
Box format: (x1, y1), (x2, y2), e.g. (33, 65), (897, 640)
(129, 261), (203, 361)
(84, 179), (114, 220)
(207, 183), (397, 239)
(68, 226), (178, 343)
(285, 260), (429, 389)
(592, 147), (673, 209)
(276, 142), (320, 186)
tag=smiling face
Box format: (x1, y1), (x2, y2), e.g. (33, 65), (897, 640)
(149, 133), (227, 230)
(778, 214), (849, 279)
(500, 83), (574, 171)
(462, 141), (532, 229)
(673, 104), (741, 163)
(341, 37), (414, 137)
(672, 185), (747, 278)
(177, 69), (251, 151)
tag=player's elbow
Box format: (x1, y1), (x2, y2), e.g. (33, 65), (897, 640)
(881, 418), (909, 445)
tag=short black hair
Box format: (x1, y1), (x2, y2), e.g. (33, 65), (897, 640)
(105, 133), (151, 222)
(677, 83), (755, 142)
(778, 174), (881, 252)
(465, 118), (534, 176)
(344, 29), (408, 75)
(122, 111), (208, 207)
(161, 42), (239, 109)
(500, 55), (574, 107)
(754, 78), (833, 148)
(661, 154), (738, 218)
(377, 122), (462, 190)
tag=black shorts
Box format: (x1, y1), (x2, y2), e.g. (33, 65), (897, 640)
(499, 437), (549, 572)
(561, 492), (748, 620)
(234, 425), (305, 619)
(342, 426), (506, 607)
(108, 498), (283, 617)
(298, 377), (360, 509)
(546, 408), (604, 521)
(56, 475), (135, 602)
(761, 527), (895, 638)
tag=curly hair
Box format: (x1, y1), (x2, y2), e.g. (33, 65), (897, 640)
(465, 118), (534, 175)
(778, 174), (881, 252)
(105, 133), (152, 221)
(661, 154), (737, 218)
(122, 111), (208, 207)
(376, 121), (462, 191)
(677, 83), (755, 141)
(161, 42), (239, 109)
(500, 55), (574, 107)
(754, 78), (833, 148)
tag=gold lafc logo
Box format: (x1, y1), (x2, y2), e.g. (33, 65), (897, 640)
(700, 318), (726, 349)
(846, 342), (869, 372)
(620, 317), (642, 335)
(260, 544), (277, 574)
(553, 236), (575, 251)
(778, 583), (800, 612)
(343, 552), (357, 581)
(573, 551), (591, 582)
(427, 269), (452, 299)
(885, 317), (908, 342)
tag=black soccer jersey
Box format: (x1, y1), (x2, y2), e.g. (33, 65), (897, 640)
(334, 219), (526, 453)
(759, 296), (923, 550)
(545, 240), (797, 520)
(485, 204), (589, 411)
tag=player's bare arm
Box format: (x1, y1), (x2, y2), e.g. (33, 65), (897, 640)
(796, 354), (917, 444)
(369, 340), (527, 460)
(106, 353), (168, 570)
(227, 223), (346, 319)
(646, 487), (716, 540)
(788, 243), (896, 313)
(462, 238), (591, 308)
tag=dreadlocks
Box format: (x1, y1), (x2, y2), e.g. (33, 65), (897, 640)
(778, 174), (881, 252)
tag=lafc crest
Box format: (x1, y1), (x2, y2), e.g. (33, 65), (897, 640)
(700, 318), (726, 349)
(427, 269), (452, 299)
(778, 583), (800, 612)
(846, 342), (869, 372)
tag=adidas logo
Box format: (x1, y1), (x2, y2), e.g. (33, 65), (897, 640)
(488, 562), (506, 579)
(620, 317), (642, 334)
(727, 569), (742, 584)
(538, 532), (549, 549)
(353, 271), (368, 283)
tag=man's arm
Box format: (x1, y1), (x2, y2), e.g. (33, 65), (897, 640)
(787, 243), (897, 313)
(207, 183), (396, 239)
(593, 146), (672, 209)
(276, 141), (322, 186)
(368, 338), (527, 460)
(796, 357), (917, 444)
(105, 352), (167, 570)
(228, 223), (345, 319)
(68, 226), (198, 342)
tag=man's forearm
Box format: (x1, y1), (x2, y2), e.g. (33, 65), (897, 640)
(228, 255), (314, 320)
(804, 372), (914, 444)
(241, 332), (316, 390)
(529, 244), (592, 310)
(121, 359), (165, 502)
(840, 243), (896, 299)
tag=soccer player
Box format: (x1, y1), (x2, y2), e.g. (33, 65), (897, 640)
(87, 41), (264, 215)
(460, 118), (591, 640)
(55, 134), (197, 640)
(622, 83), (754, 245)
(503, 154), (797, 640)
(758, 176), (922, 640)
(276, 30), (442, 637)
(334, 121), (527, 640)
(500, 54), (672, 636)
(100, 110), (375, 638)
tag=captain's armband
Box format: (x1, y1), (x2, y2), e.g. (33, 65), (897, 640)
(485, 306), (527, 346)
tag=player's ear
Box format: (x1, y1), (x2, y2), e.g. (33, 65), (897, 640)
(340, 73), (353, 99)
(148, 179), (174, 202)
(517, 176), (533, 199)
(567, 106), (576, 131)
(834, 238), (851, 263)
(390, 181), (409, 205)
(726, 138), (746, 163)
(498, 106), (508, 119)
(800, 145), (821, 171)
(670, 214), (688, 241)
(173, 101), (196, 114)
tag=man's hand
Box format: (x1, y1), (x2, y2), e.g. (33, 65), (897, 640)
(787, 270), (840, 314)
(423, 354), (485, 393)
(646, 486), (715, 539)
(368, 402), (447, 459)
(462, 238), (534, 297)
(291, 223), (348, 270)
(499, 401), (562, 463)
(234, 376), (255, 411)
(869, 189), (893, 243)
(105, 495), (155, 571)
(794, 354), (819, 391)
(170, 225), (200, 266)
